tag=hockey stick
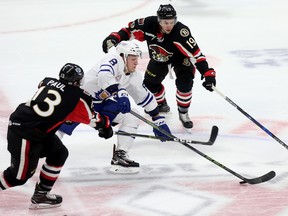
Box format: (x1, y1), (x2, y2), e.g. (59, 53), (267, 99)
(129, 112), (218, 145)
(212, 86), (288, 150)
(115, 129), (217, 145)
(130, 110), (276, 184)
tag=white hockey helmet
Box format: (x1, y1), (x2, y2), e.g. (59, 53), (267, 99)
(116, 41), (142, 59)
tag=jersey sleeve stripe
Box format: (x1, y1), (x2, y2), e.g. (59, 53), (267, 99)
(99, 64), (115, 75)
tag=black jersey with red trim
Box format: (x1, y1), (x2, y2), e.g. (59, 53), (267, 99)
(9, 77), (96, 139)
(112, 16), (212, 75)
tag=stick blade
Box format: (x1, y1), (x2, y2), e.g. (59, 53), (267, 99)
(208, 125), (219, 145)
(239, 171), (276, 185)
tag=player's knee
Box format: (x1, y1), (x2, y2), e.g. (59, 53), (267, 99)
(127, 108), (140, 128)
(177, 84), (193, 93)
(57, 145), (69, 165)
(47, 144), (69, 166)
(118, 108), (139, 133)
(143, 80), (160, 93)
(176, 77), (194, 92)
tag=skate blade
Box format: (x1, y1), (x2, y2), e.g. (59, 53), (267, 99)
(110, 165), (140, 174)
(29, 203), (61, 210)
(184, 128), (192, 134)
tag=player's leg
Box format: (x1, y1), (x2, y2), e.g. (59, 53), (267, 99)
(95, 99), (140, 173)
(144, 61), (170, 112)
(0, 129), (41, 191)
(109, 108), (140, 173)
(30, 135), (68, 209)
(173, 59), (195, 129)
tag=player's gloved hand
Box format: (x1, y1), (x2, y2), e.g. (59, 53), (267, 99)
(152, 116), (171, 142)
(202, 69), (216, 92)
(95, 113), (113, 139)
(115, 89), (131, 114)
(102, 34), (119, 53)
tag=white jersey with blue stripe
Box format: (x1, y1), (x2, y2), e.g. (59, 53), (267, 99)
(83, 52), (157, 113)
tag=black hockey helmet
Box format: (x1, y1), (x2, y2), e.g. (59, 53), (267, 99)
(157, 4), (177, 20)
(59, 63), (84, 85)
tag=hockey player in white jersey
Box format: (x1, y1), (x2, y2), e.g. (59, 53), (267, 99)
(57, 41), (171, 173)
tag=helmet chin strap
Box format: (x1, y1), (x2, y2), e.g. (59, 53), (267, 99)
(124, 68), (129, 75)
(123, 56), (130, 75)
(122, 54), (128, 74)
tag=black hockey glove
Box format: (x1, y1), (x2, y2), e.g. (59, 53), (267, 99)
(102, 34), (119, 53)
(202, 69), (216, 92)
(95, 113), (113, 139)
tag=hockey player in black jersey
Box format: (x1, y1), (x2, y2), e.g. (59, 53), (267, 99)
(0, 63), (113, 209)
(102, 4), (216, 129)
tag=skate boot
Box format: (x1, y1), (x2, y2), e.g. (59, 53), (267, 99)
(110, 145), (140, 174)
(29, 183), (62, 210)
(158, 100), (170, 113)
(179, 112), (193, 129)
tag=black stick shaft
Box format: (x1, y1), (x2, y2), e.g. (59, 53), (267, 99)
(213, 86), (288, 150)
(115, 131), (214, 145)
(130, 110), (275, 184)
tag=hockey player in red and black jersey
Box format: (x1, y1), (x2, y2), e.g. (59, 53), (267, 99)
(0, 63), (113, 209)
(102, 4), (216, 129)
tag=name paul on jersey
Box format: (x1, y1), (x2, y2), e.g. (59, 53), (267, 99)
(46, 80), (66, 92)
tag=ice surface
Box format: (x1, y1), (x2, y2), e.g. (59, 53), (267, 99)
(0, 0), (288, 215)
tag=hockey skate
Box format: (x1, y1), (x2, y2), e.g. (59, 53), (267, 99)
(29, 183), (62, 210)
(179, 112), (193, 129)
(158, 100), (170, 113)
(110, 145), (140, 174)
